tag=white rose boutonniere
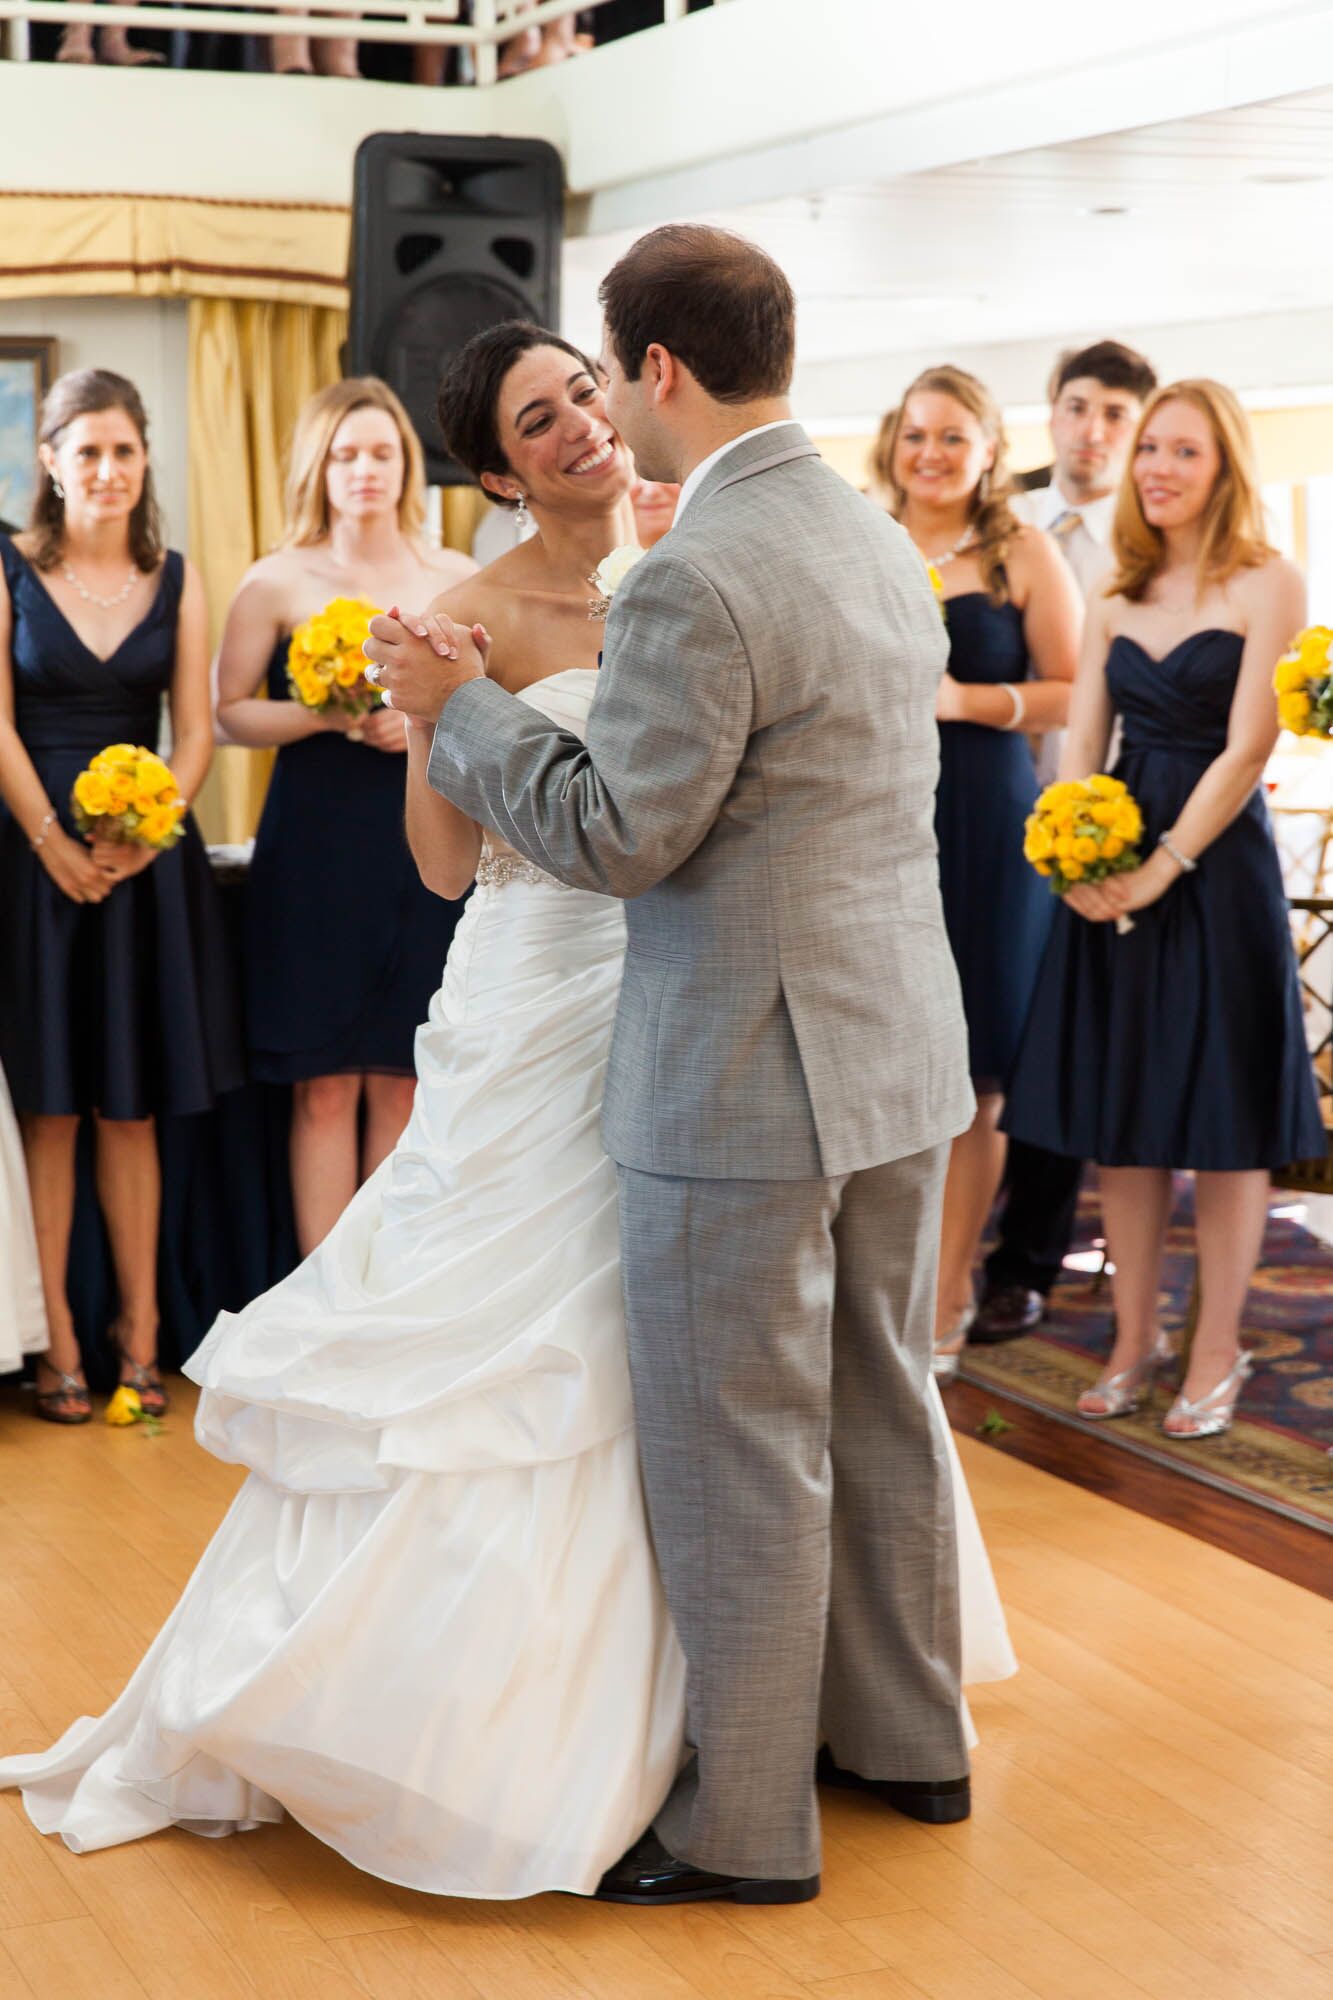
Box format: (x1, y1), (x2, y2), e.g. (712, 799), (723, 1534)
(587, 544), (645, 621)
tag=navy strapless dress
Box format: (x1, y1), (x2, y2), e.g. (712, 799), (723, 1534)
(935, 591), (1053, 1089)
(244, 641), (465, 1082)
(0, 537), (243, 1120)
(1005, 629), (1324, 1169)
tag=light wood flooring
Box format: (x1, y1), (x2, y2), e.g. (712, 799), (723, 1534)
(1, 1379), (1330, 2000)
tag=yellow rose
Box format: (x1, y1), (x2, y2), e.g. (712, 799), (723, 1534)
(1073, 836), (1099, 863)
(1102, 835), (1125, 860)
(100, 743), (139, 769)
(1024, 823), (1055, 862)
(1274, 656), (1310, 695)
(1032, 858), (1052, 877)
(1086, 774), (1121, 798)
(1089, 801), (1118, 827)
(1111, 805), (1142, 841)
(1062, 859), (1085, 881)
(303, 615), (338, 657)
(139, 806), (179, 846)
(73, 770), (113, 816)
(107, 773), (137, 807)
(1054, 834), (1077, 860)
(333, 656), (364, 689)
(132, 790), (160, 817)
(104, 1385), (143, 1426)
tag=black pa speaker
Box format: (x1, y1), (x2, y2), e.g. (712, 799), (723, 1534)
(349, 133), (564, 486)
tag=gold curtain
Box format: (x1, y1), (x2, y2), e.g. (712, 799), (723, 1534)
(188, 297), (348, 845)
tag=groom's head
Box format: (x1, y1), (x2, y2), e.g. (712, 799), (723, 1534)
(598, 226), (795, 481)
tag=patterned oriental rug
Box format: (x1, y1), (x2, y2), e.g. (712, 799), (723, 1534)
(959, 1180), (1333, 1532)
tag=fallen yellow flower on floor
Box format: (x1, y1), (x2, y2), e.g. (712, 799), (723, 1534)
(104, 1384), (143, 1426)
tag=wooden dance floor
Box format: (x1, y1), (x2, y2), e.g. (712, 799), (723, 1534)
(1, 1380), (1330, 2000)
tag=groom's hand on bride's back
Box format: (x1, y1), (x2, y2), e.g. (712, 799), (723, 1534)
(364, 609), (491, 725)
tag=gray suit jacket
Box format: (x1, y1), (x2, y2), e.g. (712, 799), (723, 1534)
(429, 422), (973, 1179)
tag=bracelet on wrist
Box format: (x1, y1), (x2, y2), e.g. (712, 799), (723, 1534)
(999, 682), (1026, 730)
(1157, 832), (1197, 874)
(29, 809), (56, 852)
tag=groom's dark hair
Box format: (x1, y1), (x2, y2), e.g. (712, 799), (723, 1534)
(600, 226), (795, 404)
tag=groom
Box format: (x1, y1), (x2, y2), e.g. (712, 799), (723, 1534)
(366, 225), (975, 1903)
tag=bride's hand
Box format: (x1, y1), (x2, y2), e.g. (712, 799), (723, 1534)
(365, 610), (492, 724)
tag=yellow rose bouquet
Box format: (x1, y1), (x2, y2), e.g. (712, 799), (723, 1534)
(287, 597), (383, 718)
(1273, 625), (1333, 739)
(1023, 776), (1144, 927)
(70, 743), (187, 849)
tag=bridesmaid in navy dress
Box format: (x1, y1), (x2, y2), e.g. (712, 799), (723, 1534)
(1005, 380), (1322, 1439)
(215, 379), (474, 1256)
(883, 366), (1081, 1376)
(0, 369), (241, 1422)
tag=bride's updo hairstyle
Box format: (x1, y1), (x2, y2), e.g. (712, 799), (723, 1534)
(1108, 379), (1274, 604)
(437, 321), (597, 509)
(30, 368), (164, 574)
(881, 365), (1021, 605)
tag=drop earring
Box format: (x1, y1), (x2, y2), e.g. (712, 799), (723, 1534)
(513, 492), (531, 539)
(51, 473), (65, 501)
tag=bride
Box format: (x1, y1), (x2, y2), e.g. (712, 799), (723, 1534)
(0, 324), (1014, 1900)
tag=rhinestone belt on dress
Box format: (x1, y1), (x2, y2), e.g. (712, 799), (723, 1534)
(474, 852), (572, 891)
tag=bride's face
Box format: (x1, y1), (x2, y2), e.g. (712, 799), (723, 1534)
(485, 347), (631, 515)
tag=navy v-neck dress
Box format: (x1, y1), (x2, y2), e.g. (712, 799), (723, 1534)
(0, 537), (243, 1120)
(935, 590), (1054, 1090)
(1004, 628), (1324, 1169)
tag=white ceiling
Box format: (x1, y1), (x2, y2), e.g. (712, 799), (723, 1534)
(563, 87), (1333, 415)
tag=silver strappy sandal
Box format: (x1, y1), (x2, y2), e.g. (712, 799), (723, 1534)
(1162, 1351), (1252, 1441)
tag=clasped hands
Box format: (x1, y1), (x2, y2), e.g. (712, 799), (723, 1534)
(363, 608), (492, 728)
(1064, 847), (1178, 924)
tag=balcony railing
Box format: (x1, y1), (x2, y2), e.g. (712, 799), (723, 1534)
(0, 0), (701, 86)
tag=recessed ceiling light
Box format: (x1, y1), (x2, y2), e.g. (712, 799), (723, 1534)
(1086, 204), (1132, 216)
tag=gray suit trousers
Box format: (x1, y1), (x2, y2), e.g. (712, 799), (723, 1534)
(616, 1145), (968, 1881)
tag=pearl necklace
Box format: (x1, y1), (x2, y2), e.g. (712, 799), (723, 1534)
(910, 526), (975, 570)
(61, 560), (140, 610)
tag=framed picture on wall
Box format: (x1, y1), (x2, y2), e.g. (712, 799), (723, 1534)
(0, 336), (57, 533)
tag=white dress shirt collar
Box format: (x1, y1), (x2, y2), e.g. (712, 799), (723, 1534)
(674, 421), (797, 523)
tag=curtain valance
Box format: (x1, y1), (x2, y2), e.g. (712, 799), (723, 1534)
(0, 192), (349, 308)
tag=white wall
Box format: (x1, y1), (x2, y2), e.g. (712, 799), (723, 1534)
(0, 297), (189, 552)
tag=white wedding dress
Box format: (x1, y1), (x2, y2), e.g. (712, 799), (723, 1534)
(0, 1060), (48, 1374)
(0, 670), (1014, 1898)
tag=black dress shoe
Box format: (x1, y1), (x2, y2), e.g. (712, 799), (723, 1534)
(594, 1831), (820, 1905)
(816, 1747), (970, 1824)
(971, 1284), (1046, 1344)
